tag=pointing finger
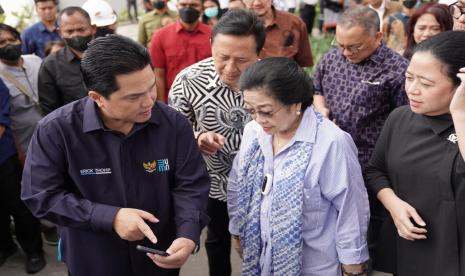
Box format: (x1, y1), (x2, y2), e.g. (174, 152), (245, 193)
(137, 219), (158, 244)
(135, 209), (159, 223)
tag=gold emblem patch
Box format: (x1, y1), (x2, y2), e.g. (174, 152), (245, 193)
(143, 161), (156, 173)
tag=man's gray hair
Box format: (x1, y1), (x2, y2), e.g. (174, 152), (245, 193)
(337, 7), (380, 34)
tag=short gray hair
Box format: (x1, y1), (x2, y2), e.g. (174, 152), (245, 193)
(337, 7), (380, 34)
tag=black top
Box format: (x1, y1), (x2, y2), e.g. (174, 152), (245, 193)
(366, 106), (465, 276)
(38, 46), (88, 115)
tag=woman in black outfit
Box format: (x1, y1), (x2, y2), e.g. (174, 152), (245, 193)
(366, 31), (465, 276)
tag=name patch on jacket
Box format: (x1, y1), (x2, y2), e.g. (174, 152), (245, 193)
(80, 168), (112, 176)
(143, 159), (170, 173)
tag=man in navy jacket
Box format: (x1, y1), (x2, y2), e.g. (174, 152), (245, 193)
(21, 35), (210, 276)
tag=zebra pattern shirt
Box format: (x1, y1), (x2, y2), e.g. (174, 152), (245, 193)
(168, 57), (251, 201)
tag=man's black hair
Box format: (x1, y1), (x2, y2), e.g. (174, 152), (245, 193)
(0, 23), (20, 41)
(211, 8), (266, 54)
(81, 34), (152, 98)
(58, 6), (91, 26)
(34, 0), (58, 5)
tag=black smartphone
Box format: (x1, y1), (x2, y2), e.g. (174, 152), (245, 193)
(136, 245), (170, 256)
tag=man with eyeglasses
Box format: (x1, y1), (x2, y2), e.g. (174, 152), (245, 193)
(449, 0), (465, 31)
(313, 6), (408, 264)
(168, 9), (265, 276)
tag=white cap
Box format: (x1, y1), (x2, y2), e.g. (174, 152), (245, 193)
(82, 0), (117, 27)
(438, 0), (456, 6)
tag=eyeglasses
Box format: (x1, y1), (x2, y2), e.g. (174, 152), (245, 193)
(245, 105), (283, 119)
(450, 2), (465, 19)
(331, 39), (365, 54)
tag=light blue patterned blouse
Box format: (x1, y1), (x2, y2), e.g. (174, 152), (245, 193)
(228, 107), (370, 275)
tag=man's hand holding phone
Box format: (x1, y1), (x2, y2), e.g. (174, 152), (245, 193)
(145, 237), (196, 269)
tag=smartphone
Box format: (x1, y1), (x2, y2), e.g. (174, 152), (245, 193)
(136, 245), (170, 256)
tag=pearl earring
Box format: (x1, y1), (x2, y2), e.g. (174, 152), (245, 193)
(296, 110), (301, 116)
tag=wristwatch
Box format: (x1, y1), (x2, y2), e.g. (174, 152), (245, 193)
(191, 244), (200, 255)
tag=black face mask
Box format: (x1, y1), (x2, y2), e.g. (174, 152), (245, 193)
(0, 44), (22, 61)
(95, 27), (115, 38)
(64, 35), (92, 52)
(179, 7), (200, 24)
(152, 1), (166, 10)
(403, 0), (416, 9)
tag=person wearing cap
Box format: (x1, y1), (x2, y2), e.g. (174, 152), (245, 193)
(138, 0), (177, 48)
(21, 0), (60, 58)
(82, 0), (119, 37)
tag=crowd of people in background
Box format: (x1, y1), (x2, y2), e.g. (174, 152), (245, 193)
(0, 0), (465, 275)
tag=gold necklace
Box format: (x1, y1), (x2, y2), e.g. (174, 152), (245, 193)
(273, 135), (285, 148)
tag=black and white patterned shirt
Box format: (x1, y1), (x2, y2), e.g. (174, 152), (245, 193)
(168, 57), (250, 202)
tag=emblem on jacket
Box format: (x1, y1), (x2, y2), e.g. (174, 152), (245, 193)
(143, 159), (170, 173)
(143, 161), (157, 173)
(447, 133), (458, 144)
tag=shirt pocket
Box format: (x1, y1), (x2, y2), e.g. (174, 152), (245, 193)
(351, 81), (386, 114)
(9, 90), (36, 111)
(165, 48), (185, 72)
(302, 186), (321, 231)
(194, 45), (211, 61)
(356, 81), (380, 100)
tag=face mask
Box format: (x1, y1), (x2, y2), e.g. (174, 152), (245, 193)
(95, 27), (115, 38)
(0, 44), (22, 61)
(152, 1), (166, 10)
(64, 35), (92, 52)
(204, 7), (219, 18)
(179, 7), (200, 24)
(403, 0), (416, 9)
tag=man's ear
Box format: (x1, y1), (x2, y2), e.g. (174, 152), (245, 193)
(375, 31), (383, 44)
(88, 91), (104, 108)
(91, 25), (97, 37)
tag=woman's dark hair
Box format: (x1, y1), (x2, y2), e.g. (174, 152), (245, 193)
(81, 34), (152, 98)
(240, 57), (313, 111)
(211, 8), (265, 54)
(0, 23), (20, 41)
(404, 3), (453, 60)
(413, 31), (465, 87)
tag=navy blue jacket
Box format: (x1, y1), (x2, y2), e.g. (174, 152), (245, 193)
(0, 79), (16, 165)
(21, 98), (210, 275)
